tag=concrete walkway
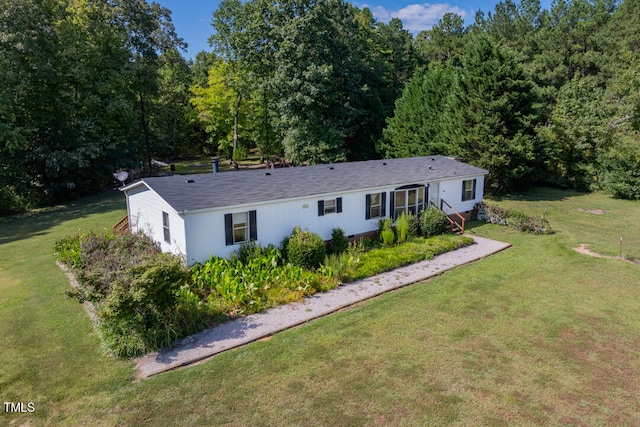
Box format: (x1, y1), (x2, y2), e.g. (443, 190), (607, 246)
(135, 235), (511, 378)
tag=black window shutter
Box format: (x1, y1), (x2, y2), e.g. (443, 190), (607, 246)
(462, 181), (466, 201)
(318, 200), (324, 216)
(389, 191), (395, 218)
(472, 179), (477, 200)
(381, 192), (387, 216)
(336, 197), (342, 213)
(249, 210), (257, 241)
(365, 194), (371, 219)
(224, 214), (233, 246)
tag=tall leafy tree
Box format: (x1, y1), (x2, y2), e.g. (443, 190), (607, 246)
(190, 59), (253, 157)
(152, 49), (206, 159)
(0, 0), (186, 213)
(593, 1), (640, 198)
(0, 0), (136, 210)
(273, 0), (383, 164)
(373, 17), (416, 113)
(209, 0), (395, 164)
(542, 76), (613, 189)
(113, 0), (184, 173)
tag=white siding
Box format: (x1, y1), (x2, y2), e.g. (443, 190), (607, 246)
(127, 174), (486, 265)
(126, 186), (187, 258)
(183, 187), (393, 264)
(437, 176), (485, 215)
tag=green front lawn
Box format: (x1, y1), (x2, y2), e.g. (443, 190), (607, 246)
(1, 188), (639, 425)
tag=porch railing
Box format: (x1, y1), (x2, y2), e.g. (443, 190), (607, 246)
(113, 215), (129, 234)
(438, 199), (465, 234)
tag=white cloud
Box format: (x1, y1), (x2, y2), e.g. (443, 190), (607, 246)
(360, 3), (468, 32)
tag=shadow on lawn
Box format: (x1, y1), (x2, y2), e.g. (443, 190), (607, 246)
(0, 189), (126, 245)
(463, 220), (488, 233)
(488, 187), (588, 202)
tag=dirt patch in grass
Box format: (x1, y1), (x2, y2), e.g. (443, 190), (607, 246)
(577, 208), (607, 215)
(574, 244), (640, 266)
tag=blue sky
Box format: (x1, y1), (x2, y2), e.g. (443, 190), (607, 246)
(156, 0), (552, 60)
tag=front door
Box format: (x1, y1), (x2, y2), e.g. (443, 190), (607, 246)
(430, 182), (439, 207)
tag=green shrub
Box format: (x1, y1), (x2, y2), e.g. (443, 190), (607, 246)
(54, 231), (85, 268)
(233, 144), (249, 161)
(379, 218), (395, 246)
(57, 230), (204, 357)
(330, 227), (349, 254)
(360, 237), (379, 251)
(395, 212), (413, 244)
(284, 227), (326, 269)
(381, 229), (395, 246)
(95, 253), (193, 357)
(234, 241), (273, 264)
(354, 235), (474, 279)
(420, 207), (449, 237)
(321, 241), (362, 284)
(98, 316), (150, 358)
(601, 138), (640, 200)
(408, 214), (421, 238)
(378, 218), (388, 235)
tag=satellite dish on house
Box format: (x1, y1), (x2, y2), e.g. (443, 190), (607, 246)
(113, 171), (129, 187)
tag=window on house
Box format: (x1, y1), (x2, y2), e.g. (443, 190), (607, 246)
(391, 186), (425, 219)
(365, 192), (386, 219)
(232, 212), (249, 243)
(225, 210), (257, 246)
(162, 211), (170, 244)
(462, 179), (477, 201)
(317, 198), (342, 216)
(324, 199), (336, 214)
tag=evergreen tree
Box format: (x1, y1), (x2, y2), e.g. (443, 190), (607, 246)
(447, 35), (542, 192)
(542, 76), (613, 189)
(380, 67), (455, 158)
(413, 13), (468, 67)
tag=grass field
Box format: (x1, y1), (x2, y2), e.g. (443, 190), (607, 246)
(1, 187), (639, 425)
(158, 154), (266, 175)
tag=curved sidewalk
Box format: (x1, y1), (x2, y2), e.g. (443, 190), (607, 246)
(135, 235), (511, 379)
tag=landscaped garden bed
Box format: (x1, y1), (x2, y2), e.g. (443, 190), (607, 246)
(55, 211), (472, 358)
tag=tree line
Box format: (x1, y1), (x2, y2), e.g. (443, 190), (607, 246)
(1, 0), (639, 214)
(0, 0), (205, 214)
(385, 0), (640, 195)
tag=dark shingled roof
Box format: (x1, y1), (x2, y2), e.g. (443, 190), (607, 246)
(124, 156), (488, 213)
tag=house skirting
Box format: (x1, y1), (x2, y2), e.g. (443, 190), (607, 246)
(451, 210), (474, 222)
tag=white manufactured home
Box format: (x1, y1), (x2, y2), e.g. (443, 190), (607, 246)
(121, 156), (488, 265)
